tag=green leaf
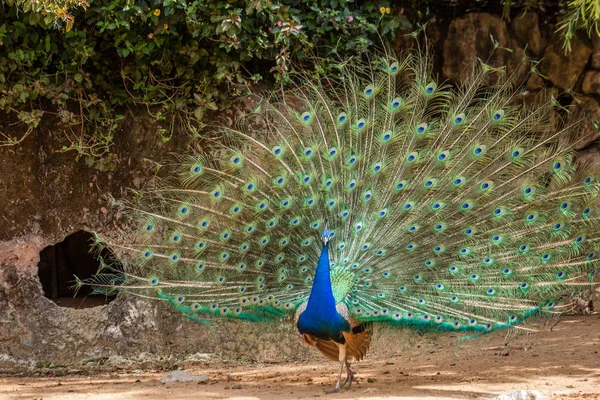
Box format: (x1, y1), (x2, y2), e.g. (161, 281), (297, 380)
(194, 106), (204, 120)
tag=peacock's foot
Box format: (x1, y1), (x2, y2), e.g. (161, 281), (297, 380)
(324, 385), (341, 394)
(340, 370), (355, 390)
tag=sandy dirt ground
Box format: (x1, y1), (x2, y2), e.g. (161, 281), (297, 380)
(1, 315), (599, 400)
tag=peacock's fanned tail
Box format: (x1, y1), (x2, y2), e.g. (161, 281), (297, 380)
(90, 50), (600, 334)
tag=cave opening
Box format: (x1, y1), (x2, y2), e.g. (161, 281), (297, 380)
(37, 230), (122, 309)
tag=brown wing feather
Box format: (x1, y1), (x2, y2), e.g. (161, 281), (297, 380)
(301, 324), (372, 362)
(342, 327), (372, 361)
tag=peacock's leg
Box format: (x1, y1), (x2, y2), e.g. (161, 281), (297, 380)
(325, 342), (347, 394)
(340, 360), (354, 390)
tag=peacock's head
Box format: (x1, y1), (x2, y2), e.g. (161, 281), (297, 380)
(321, 229), (333, 246)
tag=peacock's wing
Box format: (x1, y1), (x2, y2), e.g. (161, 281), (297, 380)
(91, 49), (600, 332)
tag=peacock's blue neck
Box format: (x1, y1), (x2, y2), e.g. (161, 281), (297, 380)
(296, 244), (350, 341)
(306, 244), (337, 313)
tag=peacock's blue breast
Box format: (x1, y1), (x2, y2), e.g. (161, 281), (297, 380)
(297, 303), (350, 342)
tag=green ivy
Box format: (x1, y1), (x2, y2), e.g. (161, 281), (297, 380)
(0, 0), (409, 168)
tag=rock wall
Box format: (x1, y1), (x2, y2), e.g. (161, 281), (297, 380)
(1, 12), (600, 371)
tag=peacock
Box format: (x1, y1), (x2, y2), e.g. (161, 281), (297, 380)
(88, 47), (600, 393)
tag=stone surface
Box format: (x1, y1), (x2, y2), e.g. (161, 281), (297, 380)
(591, 32), (600, 69)
(0, 108), (187, 243)
(582, 70), (600, 95)
(443, 13), (527, 85)
(540, 33), (592, 90)
(510, 13), (546, 56)
(160, 370), (208, 383)
(570, 95), (600, 150)
(495, 390), (545, 400)
(526, 74), (545, 90)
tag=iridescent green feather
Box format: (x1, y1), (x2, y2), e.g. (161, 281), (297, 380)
(88, 49), (600, 335)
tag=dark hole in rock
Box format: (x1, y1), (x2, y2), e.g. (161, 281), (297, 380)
(38, 230), (122, 309)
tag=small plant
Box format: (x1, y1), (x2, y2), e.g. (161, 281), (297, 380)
(556, 0), (600, 52)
